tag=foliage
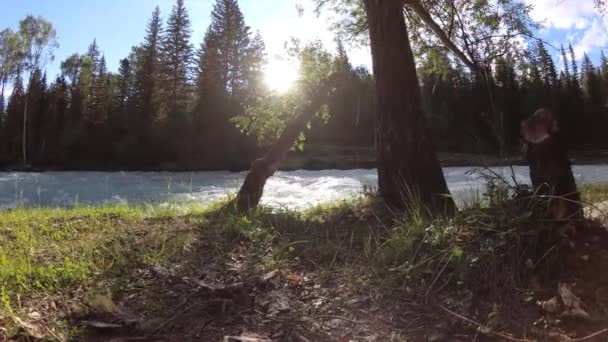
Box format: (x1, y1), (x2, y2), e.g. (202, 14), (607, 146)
(2, 1), (608, 170)
(232, 39), (372, 150)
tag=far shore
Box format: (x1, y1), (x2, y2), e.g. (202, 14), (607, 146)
(2, 149), (608, 173)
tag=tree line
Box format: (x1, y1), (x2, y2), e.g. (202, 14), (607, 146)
(1, 0), (608, 172)
(420, 41), (608, 154)
(0, 0), (376, 170)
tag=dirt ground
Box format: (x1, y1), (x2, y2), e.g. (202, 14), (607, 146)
(64, 222), (608, 342)
(3, 200), (608, 342)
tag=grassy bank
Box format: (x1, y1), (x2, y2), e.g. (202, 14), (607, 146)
(1, 184), (608, 341)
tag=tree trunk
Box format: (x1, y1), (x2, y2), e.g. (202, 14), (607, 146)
(522, 108), (582, 221)
(235, 99), (323, 211)
(364, 0), (455, 214)
(22, 93), (29, 166)
(0, 81), (5, 115)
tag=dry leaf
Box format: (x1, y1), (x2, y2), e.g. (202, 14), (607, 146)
(287, 273), (303, 284)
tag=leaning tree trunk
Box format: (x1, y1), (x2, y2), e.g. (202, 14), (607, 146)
(364, 0), (455, 214)
(235, 99), (323, 211)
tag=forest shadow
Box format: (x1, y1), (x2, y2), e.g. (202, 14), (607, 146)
(62, 190), (608, 341)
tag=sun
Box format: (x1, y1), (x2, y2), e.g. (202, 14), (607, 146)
(264, 58), (299, 93)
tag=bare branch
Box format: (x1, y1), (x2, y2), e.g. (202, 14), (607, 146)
(402, 0), (478, 71)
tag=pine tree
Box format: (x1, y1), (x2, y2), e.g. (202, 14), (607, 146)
(201, 0), (265, 99)
(141, 6), (163, 122)
(244, 31), (267, 100)
(581, 53), (603, 142)
(5, 75), (25, 159)
(88, 51), (110, 124)
(160, 0), (193, 116)
(45, 76), (68, 160)
(562, 44), (584, 145)
(560, 44), (571, 85)
(115, 58), (133, 112)
(0, 90), (5, 116)
(191, 0), (267, 169)
(28, 70), (49, 161)
(536, 41), (557, 88)
(600, 50), (608, 81)
(582, 53), (594, 75)
(569, 44), (580, 86)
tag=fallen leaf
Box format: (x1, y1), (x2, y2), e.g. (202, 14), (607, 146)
(287, 273), (303, 284)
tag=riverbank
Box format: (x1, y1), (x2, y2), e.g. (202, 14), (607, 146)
(3, 148), (608, 172)
(1, 184), (608, 341)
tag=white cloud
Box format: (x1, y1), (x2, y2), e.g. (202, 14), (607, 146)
(572, 17), (608, 57)
(524, 0), (596, 29)
(525, 0), (608, 62)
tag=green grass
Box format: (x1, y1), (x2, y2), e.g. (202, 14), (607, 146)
(581, 182), (608, 203)
(0, 203), (220, 319)
(1, 182), (607, 340)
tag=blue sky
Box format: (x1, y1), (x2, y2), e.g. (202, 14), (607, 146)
(0, 0), (606, 80)
(0, 0), (371, 80)
(527, 0), (608, 68)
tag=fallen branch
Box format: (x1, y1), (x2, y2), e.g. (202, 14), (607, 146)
(569, 328), (608, 341)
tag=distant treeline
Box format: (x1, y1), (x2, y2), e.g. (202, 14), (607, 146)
(0, 0), (607, 171)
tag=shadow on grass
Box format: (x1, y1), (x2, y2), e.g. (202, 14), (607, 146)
(2, 186), (608, 341)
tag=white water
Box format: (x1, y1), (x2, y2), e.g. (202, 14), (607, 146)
(1, 165), (608, 210)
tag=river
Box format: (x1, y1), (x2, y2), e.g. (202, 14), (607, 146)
(1, 165), (608, 210)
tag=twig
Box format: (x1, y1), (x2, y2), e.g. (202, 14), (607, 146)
(438, 305), (531, 342)
(149, 289), (203, 336)
(315, 314), (366, 325)
(570, 328), (608, 341)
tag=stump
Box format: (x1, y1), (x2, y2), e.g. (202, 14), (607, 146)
(521, 108), (582, 221)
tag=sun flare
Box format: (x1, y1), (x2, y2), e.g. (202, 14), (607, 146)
(264, 59), (299, 93)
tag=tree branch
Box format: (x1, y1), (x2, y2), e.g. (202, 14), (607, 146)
(402, 0), (478, 71)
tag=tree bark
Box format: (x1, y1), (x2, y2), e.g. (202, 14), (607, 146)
(522, 108), (582, 221)
(364, 0), (455, 214)
(22, 92), (29, 166)
(235, 98), (323, 211)
(0, 81), (5, 113)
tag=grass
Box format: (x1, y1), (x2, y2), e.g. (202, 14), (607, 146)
(0, 182), (607, 340)
(581, 182), (608, 204)
(0, 204), (217, 322)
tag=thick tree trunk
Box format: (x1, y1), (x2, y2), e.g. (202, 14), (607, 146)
(522, 108), (582, 221)
(235, 99), (323, 211)
(364, 0), (455, 214)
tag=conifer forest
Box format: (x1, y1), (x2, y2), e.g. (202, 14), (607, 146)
(2, 0), (608, 172)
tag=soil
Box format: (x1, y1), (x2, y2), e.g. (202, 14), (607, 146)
(3, 205), (608, 342)
(65, 221), (608, 342)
